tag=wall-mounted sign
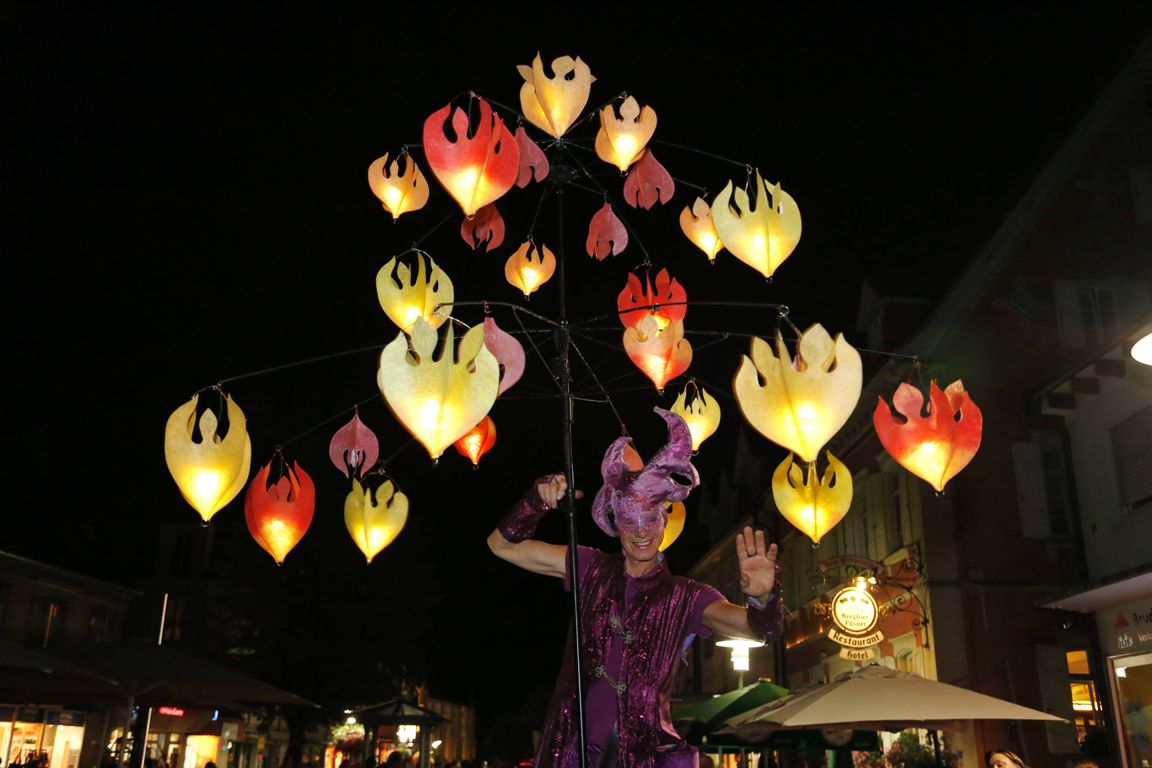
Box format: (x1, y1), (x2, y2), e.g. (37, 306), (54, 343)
(156, 706), (185, 717)
(827, 585), (883, 658)
(818, 555), (883, 574)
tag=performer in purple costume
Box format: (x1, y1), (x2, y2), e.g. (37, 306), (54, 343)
(488, 407), (784, 768)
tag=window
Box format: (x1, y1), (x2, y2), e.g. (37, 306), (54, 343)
(1110, 406), (1152, 515)
(87, 607), (109, 643)
(1011, 428), (1075, 538)
(26, 599), (67, 647)
(1053, 279), (1151, 349)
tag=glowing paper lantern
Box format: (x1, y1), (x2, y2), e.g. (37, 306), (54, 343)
(328, 410), (379, 479)
(772, 453), (853, 544)
(518, 53), (595, 138)
(711, 170), (801, 279)
(164, 393), (252, 524)
(422, 97), (518, 217)
(623, 315), (692, 394)
(595, 95), (656, 171)
(454, 415), (497, 466)
(483, 316), (526, 396)
(679, 197), (724, 262)
(586, 202), (628, 260)
(617, 268), (687, 330)
(460, 204), (505, 251)
(670, 385), (721, 451)
(659, 501), (686, 552)
(367, 152), (429, 220)
(377, 317), (499, 461)
(734, 324), (862, 462)
(504, 240), (556, 298)
(622, 150), (674, 210)
(376, 252), (453, 333)
(514, 125), (549, 188)
(344, 477), (408, 564)
(873, 380), (983, 492)
(244, 460), (315, 564)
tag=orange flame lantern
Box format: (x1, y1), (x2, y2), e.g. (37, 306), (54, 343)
(422, 97), (518, 217)
(454, 415), (497, 467)
(734, 324), (862, 462)
(377, 317), (499, 461)
(518, 53), (595, 139)
(164, 393), (252, 524)
(504, 240), (556, 298)
(623, 315), (692, 394)
(244, 460), (315, 565)
(376, 252), (453, 334)
(873, 380), (983, 492)
(595, 95), (656, 171)
(659, 501), (686, 552)
(670, 384), (721, 451)
(710, 170), (801, 279)
(344, 477), (408, 564)
(617, 268), (687, 330)
(367, 152), (429, 220)
(771, 452), (853, 544)
(679, 197), (724, 262)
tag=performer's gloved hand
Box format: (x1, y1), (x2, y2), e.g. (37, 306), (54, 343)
(497, 473), (575, 542)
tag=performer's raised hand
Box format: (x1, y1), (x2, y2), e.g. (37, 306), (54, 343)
(736, 526), (778, 601)
(533, 473), (583, 509)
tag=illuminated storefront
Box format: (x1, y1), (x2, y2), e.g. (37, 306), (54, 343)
(0, 708), (86, 768)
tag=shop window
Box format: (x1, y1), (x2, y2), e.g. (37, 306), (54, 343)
(1065, 650), (1106, 749)
(1110, 406), (1152, 516)
(1112, 652), (1152, 768)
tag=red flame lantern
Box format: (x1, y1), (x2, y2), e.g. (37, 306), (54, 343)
(454, 416), (497, 466)
(244, 460), (316, 564)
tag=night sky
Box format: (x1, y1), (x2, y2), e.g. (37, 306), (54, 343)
(7, 1), (1151, 745)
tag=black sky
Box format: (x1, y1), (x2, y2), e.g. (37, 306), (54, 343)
(6, 0), (1152, 736)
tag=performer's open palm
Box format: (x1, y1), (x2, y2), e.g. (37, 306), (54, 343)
(736, 526), (777, 599)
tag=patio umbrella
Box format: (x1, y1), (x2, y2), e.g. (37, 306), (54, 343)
(718, 665), (1068, 742)
(673, 679), (791, 731)
(0, 641), (121, 706)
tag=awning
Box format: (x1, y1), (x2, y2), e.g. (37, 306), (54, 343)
(1038, 568), (1152, 613)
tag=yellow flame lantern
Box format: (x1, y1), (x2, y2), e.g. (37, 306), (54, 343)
(772, 452), (853, 544)
(244, 460), (315, 565)
(595, 95), (656, 172)
(659, 501), (686, 552)
(734, 324), (862, 462)
(710, 170), (801, 279)
(623, 315), (692, 394)
(422, 97), (519, 217)
(344, 478), (408, 564)
(377, 317), (499, 461)
(504, 240), (556, 298)
(367, 152), (429, 220)
(376, 252), (454, 333)
(518, 53), (595, 139)
(679, 197), (724, 262)
(670, 384), (721, 451)
(164, 393), (252, 524)
(454, 415), (497, 466)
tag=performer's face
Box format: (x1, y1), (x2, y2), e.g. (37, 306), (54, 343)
(618, 507), (665, 566)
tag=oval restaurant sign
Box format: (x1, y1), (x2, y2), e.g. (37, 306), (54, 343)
(828, 586), (883, 660)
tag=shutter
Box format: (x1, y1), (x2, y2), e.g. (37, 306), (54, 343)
(1111, 406), (1152, 513)
(1012, 441), (1052, 537)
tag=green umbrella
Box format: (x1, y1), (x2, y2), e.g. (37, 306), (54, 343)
(673, 680), (791, 730)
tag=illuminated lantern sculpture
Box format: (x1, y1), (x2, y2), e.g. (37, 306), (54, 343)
(623, 315), (692, 394)
(376, 252), (453, 333)
(164, 393), (252, 524)
(367, 152), (429, 220)
(622, 150), (674, 210)
(670, 384), (721, 451)
(377, 317), (499, 461)
(659, 501), (686, 552)
(514, 125), (549, 188)
(711, 169), (801, 279)
(344, 477), (408, 564)
(595, 95), (656, 172)
(454, 415), (497, 466)
(483, 317), (525, 396)
(518, 53), (595, 139)
(244, 460), (315, 565)
(504, 240), (556, 298)
(734, 324), (862, 462)
(586, 202), (628, 260)
(329, 409), (379, 479)
(679, 197), (724, 262)
(772, 452), (853, 544)
(460, 204), (505, 251)
(873, 379), (983, 492)
(617, 268), (686, 330)
(422, 97), (518, 217)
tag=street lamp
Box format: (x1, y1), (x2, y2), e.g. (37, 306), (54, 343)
(1131, 331), (1152, 365)
(716, 637), (765, 687)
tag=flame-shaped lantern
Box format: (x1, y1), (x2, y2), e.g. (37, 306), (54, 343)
(595, 95), (656, 171)
(771, 452), (853, 544)
(670, 384), (721, 451)
(622, 150), (674, 210)
(586, 202), (628, 260)
(454, 415), (497, 466)
(422, 97), (518, 217)
(377, 317), (499, 460)
(659, 501), (686, 552)
(344, 477), (408, 564)
(873, 380), (983, 492)
(376, 252), (454, 333)
(484, 316), (526, 396)
(711, 170), (801, 279)
(617, 268), (687, 330)
(329, 410), (379, 479)
(679, 197), (724, 262)
(460, 204), (505, 251)
(623, 315), (692, 393)
(514, 125), (550, 188)
(164, 393), (252, 524)
(734, 324), (862, 462)
(504, 240), (556, 298)
(367, 152), (429, 220)
(244, 460), (315, 565)
(518, 53), (595, 138)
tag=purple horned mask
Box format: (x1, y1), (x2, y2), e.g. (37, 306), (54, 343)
(590, 407), (700, 537)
